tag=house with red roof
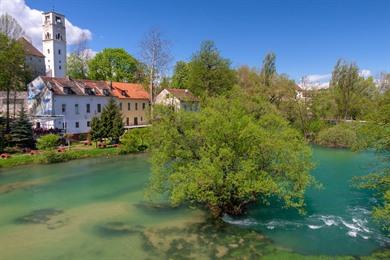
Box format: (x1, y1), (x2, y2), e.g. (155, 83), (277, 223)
(110, 82), (150, 127)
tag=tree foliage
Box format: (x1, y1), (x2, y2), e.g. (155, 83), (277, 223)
(90, 98), (124, 143)
(187, 41), (236, 97)
(148, 89), (314, 218)
(88, 48), (143, 83)
(171, 61), (190, 89)
(260, 52), (276, 87)
(37, 134), (60, 150)
(0, 13), (24, 39)
(0, 33), (26, 131)
(10, 107), (34, 148)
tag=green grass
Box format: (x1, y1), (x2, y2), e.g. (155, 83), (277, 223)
(0, 146), (123, 169)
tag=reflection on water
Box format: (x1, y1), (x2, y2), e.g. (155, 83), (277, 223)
(0, 149), (388, 259)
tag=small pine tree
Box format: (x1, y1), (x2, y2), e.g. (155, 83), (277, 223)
(90, 98), (124, 144)
(10, 107), (34, 148)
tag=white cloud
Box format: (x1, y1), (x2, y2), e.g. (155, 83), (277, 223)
(0, 0), (92, 50)
(306, 73), (331, 83)
(359, 69), (371, 78)
(299, 73), (331, 90)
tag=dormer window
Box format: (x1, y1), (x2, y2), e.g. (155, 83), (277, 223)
(63, 87), (75, 95)
(103, 89), (110, 96)
(121, 90), (127, 96)
(85, 88), (95, 95)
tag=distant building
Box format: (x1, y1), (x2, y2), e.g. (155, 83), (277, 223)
(28, 76), (112, 134)
(155, 88), (199, 112)
(42, 11), (67, 77)
(17, 37), (46, 78)
(110, 82), (150, 127)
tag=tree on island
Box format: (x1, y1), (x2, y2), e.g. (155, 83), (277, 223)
(90, 98), (124, 144)
(148, 88), (315, 218)
(10, 107), (34, 148)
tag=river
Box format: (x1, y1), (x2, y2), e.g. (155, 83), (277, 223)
(0, 147), (388, 259)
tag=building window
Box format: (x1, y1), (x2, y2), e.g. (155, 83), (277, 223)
(61, 104), (66, 113)
(141, 116), (143, 122)
(119, 102), (122, 110)
(47, 49), (50, 54)
(128, 102), (131, 111)
(135, 103), (138, 110)
(86, 104), (90, 113)
(87, 121), (91, 127)
(55, 16), (62, 23)
(58, 49), (61, 55)
(97, 104), (101, 113)
(75, 104), (79, 114)
(126, 117), (129, 126)
(59, 65), (62, 70)
(142, 103), (146, 110)
(75, 122), (79, 128)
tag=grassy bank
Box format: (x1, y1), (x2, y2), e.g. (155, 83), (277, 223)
(0, 145), (125, 169)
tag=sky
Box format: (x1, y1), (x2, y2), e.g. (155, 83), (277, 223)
(1, 0), (390, 86)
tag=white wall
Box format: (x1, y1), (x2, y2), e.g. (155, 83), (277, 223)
(53, 95), (110, 134)
(155, 89), (181, 110)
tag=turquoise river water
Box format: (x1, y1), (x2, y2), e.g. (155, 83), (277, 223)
(0, 147), (388, 259)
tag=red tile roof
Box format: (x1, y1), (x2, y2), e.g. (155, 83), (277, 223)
(40, 77), (112, 96)
(166, 88), (199, 102)
(17, 37), (45, 58)
(110, 82), (150, 100)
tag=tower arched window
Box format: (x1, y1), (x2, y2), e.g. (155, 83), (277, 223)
(45, 32), (51, 40)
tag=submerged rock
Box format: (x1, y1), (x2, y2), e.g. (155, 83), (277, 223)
(15, 208), (63, 225)
(97, 222), (144, 236)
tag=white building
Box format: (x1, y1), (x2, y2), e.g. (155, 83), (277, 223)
(28, 76), (112, 134)
(155, 88), (199, 112)
(17, 37), (46, 78)
(42, 12), (67, 77)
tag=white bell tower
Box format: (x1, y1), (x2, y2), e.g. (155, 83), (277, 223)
(42, 12), (67, 78)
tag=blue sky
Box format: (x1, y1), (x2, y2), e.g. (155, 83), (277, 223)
(23, 0), (390, 81)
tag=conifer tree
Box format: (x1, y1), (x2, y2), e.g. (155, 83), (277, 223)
(10, 107), (34, 148)
(90, 98), (124, 144)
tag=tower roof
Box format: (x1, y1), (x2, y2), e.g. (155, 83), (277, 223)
(17, 37), (45, 58)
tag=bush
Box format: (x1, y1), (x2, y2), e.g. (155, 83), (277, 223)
(119, 128), (150, 154)
(316, 124), (357, 148)
(40, 151), (72, 164)
(37, 134), (60, 150)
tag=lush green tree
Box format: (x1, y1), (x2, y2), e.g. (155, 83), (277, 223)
(10, 107), (34, 148)
(148, 89), (314, 218)
(354, 90), (390, 234)
(88, 48), (143, 82)
(67, 53), (88, 79)
(0, 33), (26, 131)
(119, 128), (150, 154)
(236, 66), (261, 95)
(171, 61), (190, 89)
(260, 52), (276, 87)
(37, 134), (60, 150)
(330, 60), (361, 120)
(90, 98), (124, 143)
(316, 123), (357, 148)
(187, 41), (236, 96)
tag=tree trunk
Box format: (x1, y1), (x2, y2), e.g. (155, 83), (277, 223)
(6, 88), (10, 132)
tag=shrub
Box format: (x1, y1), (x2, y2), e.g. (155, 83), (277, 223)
(119, 128), (150, 154)
(316, 124), (357, 148)
(37, 134), (60, 150)
(40, 151), (72, 164)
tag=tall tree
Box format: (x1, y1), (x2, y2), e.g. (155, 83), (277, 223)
(90, 98), (124, 144)
(171, 61), (190, 89)
(260, 52), (276, 87)
(187, 41), (236, 96)
(139, 28), (171, 104)
(0, 13), (24, 39)
(88, 48), (142, 83)
(10, 106), (34, 148)
(0, 33), (26, 131)
(330, 59), (360, 120)
(67, 32), (93, 79)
